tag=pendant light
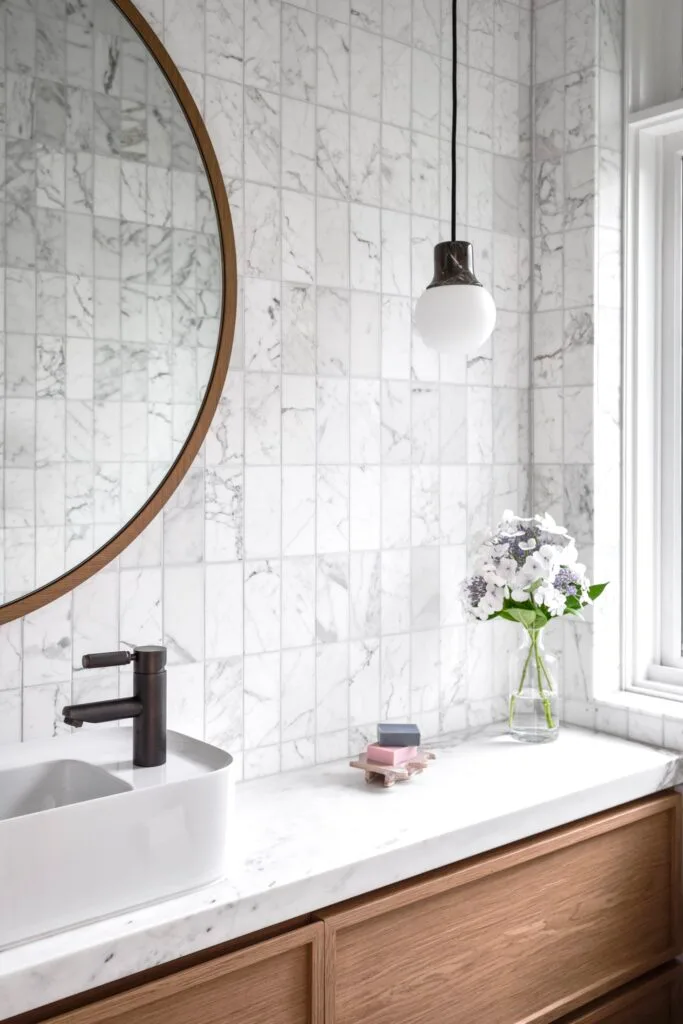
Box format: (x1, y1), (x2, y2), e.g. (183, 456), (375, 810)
(414, 0), (496, 355)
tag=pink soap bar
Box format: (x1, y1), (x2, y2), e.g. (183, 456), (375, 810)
(366, 743), (418, 766)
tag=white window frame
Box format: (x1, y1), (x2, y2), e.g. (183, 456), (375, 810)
(625, 102), (683, 699)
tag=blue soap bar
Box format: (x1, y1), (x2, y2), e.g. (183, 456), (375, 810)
(377, 722), (421, 747)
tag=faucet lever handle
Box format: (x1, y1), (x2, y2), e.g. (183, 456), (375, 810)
(82, 650), (134, 670)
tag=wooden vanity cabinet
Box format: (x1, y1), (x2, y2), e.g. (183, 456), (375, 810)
(20, 792), (682, 1024)
(318, 793), (682, 1024)
(40, 924), (324, 1024)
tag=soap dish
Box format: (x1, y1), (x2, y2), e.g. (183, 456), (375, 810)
(349, 750), (435, 788)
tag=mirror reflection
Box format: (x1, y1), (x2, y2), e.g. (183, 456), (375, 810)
(1, 0), (222, 604)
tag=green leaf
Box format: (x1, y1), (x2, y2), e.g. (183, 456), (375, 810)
(588, 582), (608, 601)
(502, 608), (538, 628)
(565, 595), (581, 610)
(533, 610), (549, 628)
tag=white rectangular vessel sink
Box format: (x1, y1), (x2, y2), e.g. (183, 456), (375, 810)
(0, 760), (132, 820)
(0, 729), (233, 950)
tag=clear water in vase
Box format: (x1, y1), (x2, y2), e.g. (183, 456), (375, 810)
(509, 690), (560, 742)
(508, 627), (560, 743)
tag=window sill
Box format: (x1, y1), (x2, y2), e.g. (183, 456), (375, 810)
(595, 688), (683, 721)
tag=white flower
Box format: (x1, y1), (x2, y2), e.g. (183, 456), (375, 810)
(460, 509), (600, 623)
(536, 512), (568, 536)
(534, 584), (566, 616)
(478, 586), (505, 617)
(481, 562), (507, 587)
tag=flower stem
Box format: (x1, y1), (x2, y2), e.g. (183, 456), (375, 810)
(509, 630), (535, 726)
(531, 630), (555, 730)
(509, 628), (555, 732)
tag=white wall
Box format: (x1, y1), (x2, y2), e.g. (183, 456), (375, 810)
(0, 0), (531, 778)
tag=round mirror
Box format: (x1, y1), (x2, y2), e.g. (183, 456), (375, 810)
(0, 0), (236, 621)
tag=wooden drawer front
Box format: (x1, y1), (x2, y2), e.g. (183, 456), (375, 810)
(560, 963), (683, 1023)
(320, 795), (681, 1024)
(45, 924), (323, 1024)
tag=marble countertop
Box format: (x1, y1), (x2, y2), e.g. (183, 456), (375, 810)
(2, 725), (683, 1018)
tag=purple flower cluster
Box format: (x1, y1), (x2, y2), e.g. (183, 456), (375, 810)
(493, 520), (570, 567)
(553, 567), (582, 597)
(466, 575), (488, 607)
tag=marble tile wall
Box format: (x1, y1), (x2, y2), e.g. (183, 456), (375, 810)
(0, 0), (222, 603)
(528, 1), (683, 752)
(529, 0), (625, 732)
(0, 0), (531, 777)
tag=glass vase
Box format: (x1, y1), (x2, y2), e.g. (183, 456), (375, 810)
(508, 627), (559, 743)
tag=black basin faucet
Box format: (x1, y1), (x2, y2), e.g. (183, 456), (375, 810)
(62, 646), (167, 767)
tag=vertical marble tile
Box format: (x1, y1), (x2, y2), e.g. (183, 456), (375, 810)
(381, 466), (411, 548)
(316, 197), (350, 288)
(349, 203), (381, 291)
(350, 28), (381, 120)
(381, 296), (411, 380)
(206, 0), (244, 83)
(282, 6), (316, 102)
(164, 565), (205, 665)
(381, 124), (410, 211)
(350, 380), (381, 464)
(245, 87), (280, 186)
(282, 190), (316, 284)
(381, 211), (411, 296)
(281, 646), (316, 742)
(244, 560), (281, 654)
(245, 372), (281, 465)
(205, 563), (244, 659)
(165, 0), (206, 75)
(245, 0), (281, 90)
(317, 378), (349, 463)
(382, 39), (411, 129)
(24, 682), (72, 740)
(282, 283), (316, 373)
(350, 115), (381, 205)
(0, 691), (22, 744)
(381, 380), (411, 464)
(244, 466), (282, 559)
(244, 277), (282, 371)
(283, 466), (316, 556)
(317, 466), (350, 554)
(349, 638), (380, 727)
(350, 465), (381, 550)
(412, 49), (440, 136)
(317, 107), (350, 200)
(383, 0), (411, 43)
(318, 17), (350, 111)
(282, 98), (316, 193)
(205, 465), (244, 562)
(411, 466), (440, 546)
(379, 634), (410, 721)
(316, 641), (349, 734)
(244, 651), (280, 749)
(350, 291), (381, 378)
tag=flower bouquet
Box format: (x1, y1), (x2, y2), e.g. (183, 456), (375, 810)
(460, 511), (607, 742)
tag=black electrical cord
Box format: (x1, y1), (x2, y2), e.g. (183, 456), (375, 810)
(451, 0), (457, 241)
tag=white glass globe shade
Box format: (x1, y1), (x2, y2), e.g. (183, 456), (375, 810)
(414, 282), (497, 355)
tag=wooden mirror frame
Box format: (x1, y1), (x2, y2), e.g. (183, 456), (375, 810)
(0, 0), (237, 625)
